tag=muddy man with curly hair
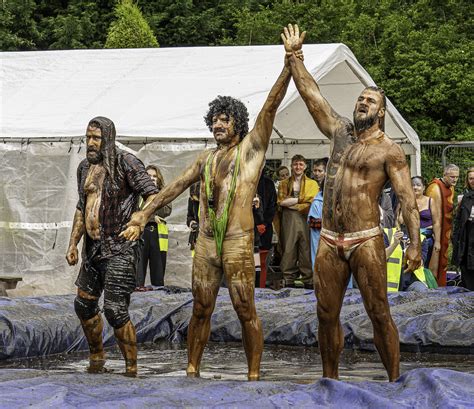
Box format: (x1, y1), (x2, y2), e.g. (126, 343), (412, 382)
(121, 44), (294, 381)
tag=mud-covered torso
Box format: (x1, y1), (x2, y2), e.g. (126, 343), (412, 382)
(76, 152), (158, 257)
(84, 164), (106, 240)
(323, 121), (394, 233)
(199, 139), (264, 238)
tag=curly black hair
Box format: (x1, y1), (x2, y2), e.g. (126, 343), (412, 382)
(204, 95), (249, 141)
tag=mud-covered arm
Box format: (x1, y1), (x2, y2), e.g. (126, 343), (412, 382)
(121, 153), (206, 240)
(249, 62), (291, 152)
(66, 163), (87, 266)
(282, 24), (344, 140)
(386, 144), (421, 272)
(66, 209), (84, 266)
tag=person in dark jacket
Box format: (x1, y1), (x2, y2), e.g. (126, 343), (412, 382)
(256, 173), (277, 287)
(452, 167), (474, 290)
(136, 165), (172, 287)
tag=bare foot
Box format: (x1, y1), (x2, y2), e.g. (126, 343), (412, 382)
(87, 359), (108, 374)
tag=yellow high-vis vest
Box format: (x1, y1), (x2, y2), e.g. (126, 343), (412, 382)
(157, 222), (169, 252)
(384, 228), (427, 292)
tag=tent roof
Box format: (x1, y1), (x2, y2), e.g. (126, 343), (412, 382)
(0, 44), (419, 151)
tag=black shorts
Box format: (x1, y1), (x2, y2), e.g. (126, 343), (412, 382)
(76, 238), (138, 298)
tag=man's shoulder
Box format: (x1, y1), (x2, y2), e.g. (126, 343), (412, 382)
(335, 117), (354, 137)
(117, 150), (144, 168)
(77, 158), (89, 172)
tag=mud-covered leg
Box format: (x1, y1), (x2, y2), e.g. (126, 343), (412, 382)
(114, 320), (138, 377)
(224, 234), (263, 381)
(74, 288), (106, 373)
(187, 236), (222, 377)
(103, 246), (140, 377)
(314, 240), (350, 379)
(350, 236), (400, 381)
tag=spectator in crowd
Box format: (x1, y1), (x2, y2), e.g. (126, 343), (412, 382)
(425, 164), (460, 285)
(379, 188), (395, 229)
(275, 165), (290, 192)
(276, 165), (290, 181)
(382, 180), (399, 222)
(312, 158), (327, 184)
(186, 182), (201, 256)
(383, 208), (437, 292)
(273, 165), (290, 255)
(410, 176), (441, 268)
(308, 157), (328, 269)
(256, 172), (277, 287)
(278, 154), (318, 288)
(252, 194), (265, 286)
(137, 165), (172, 288)
(452, 167), (474, 290)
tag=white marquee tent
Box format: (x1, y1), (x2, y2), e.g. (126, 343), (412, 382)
(0, 44), (420, 295)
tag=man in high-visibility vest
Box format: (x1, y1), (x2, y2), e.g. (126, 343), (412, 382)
(384, 228), (434, 292)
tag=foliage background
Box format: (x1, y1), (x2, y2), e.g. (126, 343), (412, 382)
(1, 0), (473, 143)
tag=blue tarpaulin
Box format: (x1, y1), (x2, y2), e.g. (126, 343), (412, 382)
(0, 367), (473, 408)
(1, 287), (473, 360)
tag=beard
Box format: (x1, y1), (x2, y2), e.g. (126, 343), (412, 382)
(87, 149), (103, 164)
(353, 110), (378, 133)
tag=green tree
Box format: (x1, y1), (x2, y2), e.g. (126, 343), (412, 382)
(105, 0), (159, 48)
(0, 0), (40, 50)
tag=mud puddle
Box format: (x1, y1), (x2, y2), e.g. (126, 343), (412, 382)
(1, 342), (472, 383)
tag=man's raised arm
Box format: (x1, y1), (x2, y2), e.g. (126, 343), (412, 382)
(249, 36), (294, 151)
(386, 144), (422, 272)
(249, 66), (291, 151)
(282, 24), (342, 140)
(120, 153), (206, 241)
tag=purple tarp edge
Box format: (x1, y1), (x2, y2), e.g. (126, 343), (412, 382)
(0, 367), (473, 409)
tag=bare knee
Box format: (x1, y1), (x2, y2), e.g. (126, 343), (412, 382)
(192, 299), (214, 320)
(233, 299), (254, 323)
(366, 304), (393, 329)
(317, 299), (340, 326)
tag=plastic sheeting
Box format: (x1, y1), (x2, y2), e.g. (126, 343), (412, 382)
(0, 141), (207, 295)
(1, 287), (473, 361)
(1, 367), (473, 408)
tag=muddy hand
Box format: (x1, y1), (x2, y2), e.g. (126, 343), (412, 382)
(281, 23), (306, 54)
(404, 243), (422, 273)
(120, 211), (146, 241)
(120, 225), (142, 241)
(66, 245), (78, 266)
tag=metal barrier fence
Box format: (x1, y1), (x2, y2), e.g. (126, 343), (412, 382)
(421, 141), (474, 197)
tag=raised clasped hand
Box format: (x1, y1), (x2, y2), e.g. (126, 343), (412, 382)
(281, 23), (306, 56)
